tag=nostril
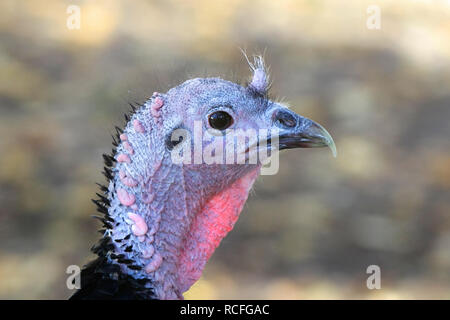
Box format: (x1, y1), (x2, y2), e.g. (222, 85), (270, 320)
(273, 109), (297, 128)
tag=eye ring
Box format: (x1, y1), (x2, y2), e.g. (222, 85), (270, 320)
(208, 111), (234, 130)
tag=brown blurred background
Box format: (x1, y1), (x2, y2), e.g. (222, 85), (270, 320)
(1, 0), (450, 299)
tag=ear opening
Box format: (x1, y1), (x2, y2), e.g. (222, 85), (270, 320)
(241, 50), (270, 96)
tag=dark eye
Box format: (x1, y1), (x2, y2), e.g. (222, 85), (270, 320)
(208, 111), (233, 130)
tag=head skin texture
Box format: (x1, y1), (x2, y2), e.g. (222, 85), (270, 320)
(102, 56), (335, 299)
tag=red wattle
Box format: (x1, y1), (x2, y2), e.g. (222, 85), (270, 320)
(176, 168), (260, 292)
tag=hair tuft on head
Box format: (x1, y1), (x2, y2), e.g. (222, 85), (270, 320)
(241, 49), (270, 96)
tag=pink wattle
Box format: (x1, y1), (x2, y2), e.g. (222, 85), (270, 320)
(176, 168), (260, 293)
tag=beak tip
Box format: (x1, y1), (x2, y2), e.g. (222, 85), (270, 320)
(326, 138), (337, 158)
(315, 122), (337, 158)
(330, 144), (337, 158)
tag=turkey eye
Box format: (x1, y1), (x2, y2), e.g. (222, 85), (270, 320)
(208, 111), (233, 130)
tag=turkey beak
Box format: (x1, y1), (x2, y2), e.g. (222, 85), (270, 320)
(274, 109), (337, 157)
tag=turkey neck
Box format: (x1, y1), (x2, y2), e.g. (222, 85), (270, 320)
(105, 105), (260, 299)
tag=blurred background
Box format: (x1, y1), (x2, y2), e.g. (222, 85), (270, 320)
(1, 0), (450, 299)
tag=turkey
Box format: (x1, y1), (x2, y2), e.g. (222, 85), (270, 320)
(70, 56), (336, 300)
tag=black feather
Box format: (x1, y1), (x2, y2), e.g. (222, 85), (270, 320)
(70, 100), (156, 300)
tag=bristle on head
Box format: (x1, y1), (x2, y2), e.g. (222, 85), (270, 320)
(242, 51), (269, 96)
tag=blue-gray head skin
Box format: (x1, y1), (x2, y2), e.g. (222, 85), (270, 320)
(95, 56), (336, 300)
